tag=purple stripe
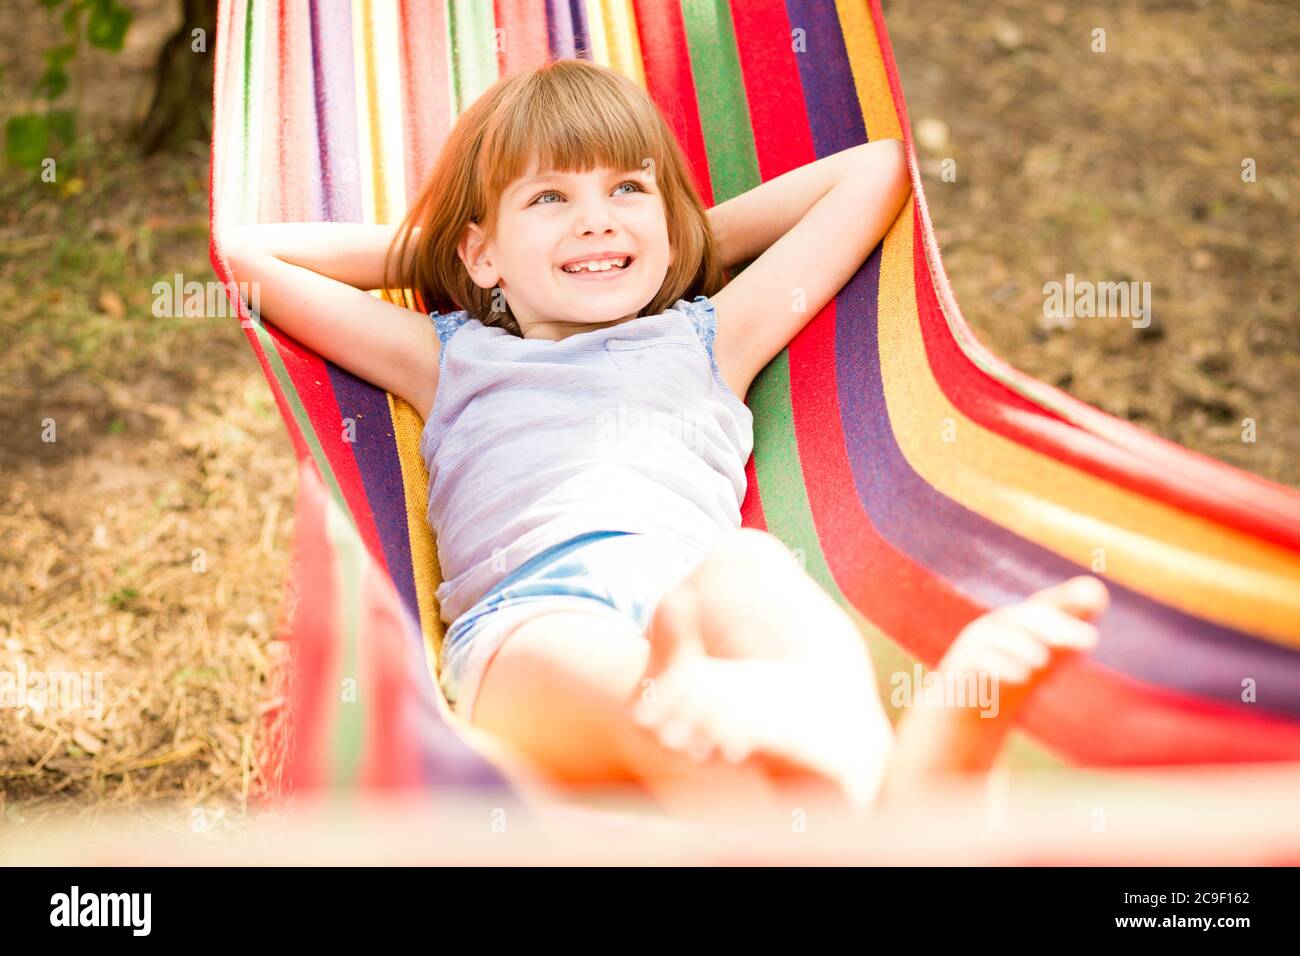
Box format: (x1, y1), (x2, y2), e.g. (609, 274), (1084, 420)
(311, 0), (362, 223)
(309, 0), (423, 658)
(784, 0), (1300, 720)
(568, 0), (591, 59)
(546, 0), (575, 58)
(544, 0), (590, 60)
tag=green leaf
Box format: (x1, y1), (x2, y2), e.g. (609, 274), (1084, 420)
(47, 42), (76, 67)
(47, 109), (75, 145)
(4, 114), (49, 169)
(86, 0), (132, 51)
(41, 0), (65, 8)
(62, 2), (78, 34)
(35, 63), (69, 99)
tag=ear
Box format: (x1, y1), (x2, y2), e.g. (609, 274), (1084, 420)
(457, 221), (500, 290)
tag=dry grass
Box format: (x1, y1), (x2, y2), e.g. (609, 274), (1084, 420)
(0, 1), (297, 828)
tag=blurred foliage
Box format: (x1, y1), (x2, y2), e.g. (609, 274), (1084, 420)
(4, 0), (133, 175)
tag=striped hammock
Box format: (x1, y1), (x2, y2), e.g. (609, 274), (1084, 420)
(208, 0), (1300, 797)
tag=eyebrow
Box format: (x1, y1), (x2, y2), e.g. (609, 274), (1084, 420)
(509, 167), (646, 198)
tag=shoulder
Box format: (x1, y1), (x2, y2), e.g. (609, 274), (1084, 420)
(430, 308), (475, 346)
(671, 295), (719, 349)
(670, 294), (750, 406)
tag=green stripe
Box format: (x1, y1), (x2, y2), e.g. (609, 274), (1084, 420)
(677, 2), (1064, 770)
(448, 0), (499, 115)
(240, 1), (256, 226)
(327, 497), (366, 785)
(680, 1), (760, 204)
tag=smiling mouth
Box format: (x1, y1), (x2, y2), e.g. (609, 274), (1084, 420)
(559, 256), (634, 276)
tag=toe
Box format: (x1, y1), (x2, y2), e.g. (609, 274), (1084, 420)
(1029, 575), (1110, 620)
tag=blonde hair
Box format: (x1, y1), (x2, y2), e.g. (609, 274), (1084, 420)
(383, 58), (725, 336)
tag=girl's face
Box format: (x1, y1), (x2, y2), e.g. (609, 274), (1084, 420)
(458, 160), (671, 339)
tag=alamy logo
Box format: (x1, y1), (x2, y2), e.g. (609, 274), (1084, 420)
(49, 886), (151, 936)
(1042, 272), (1152, 329)
(593, 403), (714, 453)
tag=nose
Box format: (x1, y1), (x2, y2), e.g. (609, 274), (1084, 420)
(572, 193), (618, 237)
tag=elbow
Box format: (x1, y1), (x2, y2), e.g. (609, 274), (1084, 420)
(215, 224), (250, 263)
(217, 225), (273, 274)
(858, 137), (911, 198)
(885, 137), (911, 190)
(883, 138), (912, 209)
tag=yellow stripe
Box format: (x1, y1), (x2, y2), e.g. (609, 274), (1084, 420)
(389, 390), (447, 668)
(351, 1), (376, 223)
(369, 0), (407, 221)
(584, 0), (609, 65)
(878, 201), (1300, 643)
(585, 0), (645, 86)
(353, 0), (407, 224)
(837, 0), (901, 142)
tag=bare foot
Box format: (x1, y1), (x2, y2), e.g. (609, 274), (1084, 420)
(629, 631), (892, 814)
(880, 575), (1109, 804)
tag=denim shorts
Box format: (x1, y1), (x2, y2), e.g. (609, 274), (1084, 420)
(438, 530), (710, 722)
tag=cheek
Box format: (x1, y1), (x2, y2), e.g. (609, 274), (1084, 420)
(636, 212), (671, 259)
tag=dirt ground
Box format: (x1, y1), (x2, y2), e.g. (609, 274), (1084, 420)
(1, 0), (1296, 828)
(887, 0), (1299, 482)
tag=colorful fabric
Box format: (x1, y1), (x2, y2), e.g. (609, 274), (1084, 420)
(209, 0), (1300, 797)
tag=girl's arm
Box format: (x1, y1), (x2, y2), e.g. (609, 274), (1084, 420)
(218, 222), (442, 418)
(708, 139), (912, 402)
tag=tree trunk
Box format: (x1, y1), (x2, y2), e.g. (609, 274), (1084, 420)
(136, 0), (218, 156)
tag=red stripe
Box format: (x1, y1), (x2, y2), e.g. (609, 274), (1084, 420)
(739, 454), (769, 532)
(399, 0), (453, 204)
(1018, 656), (1300, 763)
(281, 460), (343, 791)
(357, 532), (427, 787)
(262, 328), (391, 565)
(496, 0), (551, 75)
(792, 305), (981, 657)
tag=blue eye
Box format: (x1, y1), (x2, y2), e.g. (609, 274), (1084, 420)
(530, 180), (646, 206)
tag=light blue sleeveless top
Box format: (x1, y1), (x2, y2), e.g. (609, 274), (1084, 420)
(418, 295), (755, 627)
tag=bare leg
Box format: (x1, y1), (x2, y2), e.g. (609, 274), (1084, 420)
(470, 608), (795, 822)
(878, 575), (1110, 808)
(631, 528), (894, 811)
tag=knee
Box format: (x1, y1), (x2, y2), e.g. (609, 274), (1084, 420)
(651, 528), (801, 630)
(700, 528), (805, 591)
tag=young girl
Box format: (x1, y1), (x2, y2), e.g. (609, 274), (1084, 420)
(223, 59), (1108, 819)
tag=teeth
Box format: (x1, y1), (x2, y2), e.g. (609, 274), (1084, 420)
(562, 256), (630, 273)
